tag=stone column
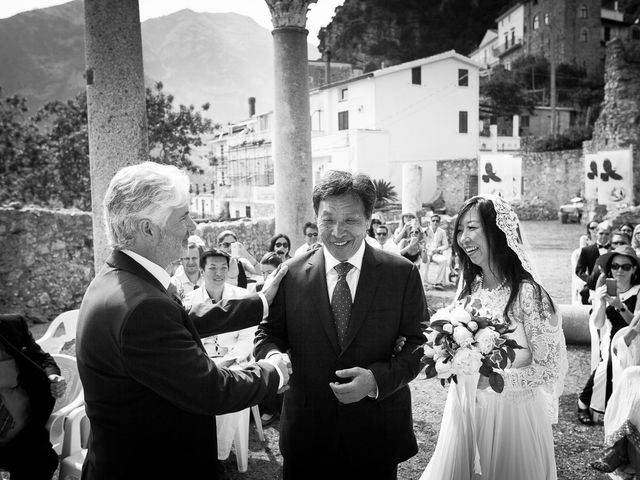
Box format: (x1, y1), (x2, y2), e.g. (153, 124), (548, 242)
(402, 163), (422, 216)
(266, 0), (316, 250)
(84, 0), (149, 270)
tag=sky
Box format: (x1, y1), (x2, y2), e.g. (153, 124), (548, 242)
(0, 0), (345, 46)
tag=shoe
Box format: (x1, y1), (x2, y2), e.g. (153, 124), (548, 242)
(577, 406), (594, 425)
(261, 412), (276, 427)
(590, 447), (627, 473)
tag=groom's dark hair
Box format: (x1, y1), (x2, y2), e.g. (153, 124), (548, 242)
(312, 170), (375, 219)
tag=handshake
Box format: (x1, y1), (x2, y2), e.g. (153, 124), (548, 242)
(264, 352), (292, 393)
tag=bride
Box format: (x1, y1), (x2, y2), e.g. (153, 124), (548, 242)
(421, 194), (568, 480)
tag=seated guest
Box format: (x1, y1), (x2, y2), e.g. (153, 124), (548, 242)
(250, 253), (283, 293)
(374, 224), (400, 254)
(578, 246), (640, 425)
(591, 318), (640, 476)
(293, 222), (321, 257)
(217, 230), (260, 288)
(268, 233), (292, 261)
(184, 249), (257, 465)
(576, 222), (611, 304)
(170, 241), (204, 298)
(0, 313), (67, 480)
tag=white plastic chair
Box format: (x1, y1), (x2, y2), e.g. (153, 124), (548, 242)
(36, 309), (79, 354)
(59, 405), (89, 480)
(47, 354), (84, 454)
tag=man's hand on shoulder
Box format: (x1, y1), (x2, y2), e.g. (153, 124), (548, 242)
(329, 367), (377, 404)
(261, 264), (288, 305)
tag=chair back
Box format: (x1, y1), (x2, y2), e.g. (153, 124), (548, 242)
(51, 354), (83, 412)
(36, 309), (79, 354)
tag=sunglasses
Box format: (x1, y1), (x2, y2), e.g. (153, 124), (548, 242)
(219, 242), (232, 248)
(589, 226), (598, 230)
(611, 263), (634, 271)
(431, 219), (440, 223)
(375, 232), (388, 236)
(410, 231), (421, 235)
(612, 241), (627, 246)
(306, 233), (318, 237)
(275, 242), (289, 248)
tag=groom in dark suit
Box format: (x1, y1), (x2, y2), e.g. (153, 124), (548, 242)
(77, 162), (290, 480)
(255, 171), (428, 479)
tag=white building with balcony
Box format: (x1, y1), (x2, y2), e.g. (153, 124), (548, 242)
(469, 29), (499, 75)
(494, 2), (525, 70)
(310, 50), (479, 205)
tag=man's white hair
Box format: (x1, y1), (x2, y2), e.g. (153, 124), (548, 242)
(103, 161), (190, 249)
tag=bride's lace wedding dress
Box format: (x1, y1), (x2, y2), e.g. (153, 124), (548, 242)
(421, 279), (568, 480)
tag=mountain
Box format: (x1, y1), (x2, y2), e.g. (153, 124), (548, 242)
(0, 1), (318, 124)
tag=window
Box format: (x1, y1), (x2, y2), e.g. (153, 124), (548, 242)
(604, 26), (611, 42)
(520, 115), (530, 128)
(580, 28), (588, 42)
(511, 29), (515, 45)
(544, 13), (549, 25)
(338, 111), (349, 130)
(340, 88), (348, 101)
(464, 174), (478, 199)
(245, 206), (251, 218)
(579, 4), (588, 18)
(458, 69), (468, 86)
(504, 33), (509, 48)
(459, 111), (468, 133)
(411, 66), (421, 85)
(533, 15), (539, 30)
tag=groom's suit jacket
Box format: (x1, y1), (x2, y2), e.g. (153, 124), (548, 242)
(254, 243), (427, 471)
(77, 250), (279, 480)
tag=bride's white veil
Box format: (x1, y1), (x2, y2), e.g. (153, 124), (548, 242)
(462, 193), (568, 423)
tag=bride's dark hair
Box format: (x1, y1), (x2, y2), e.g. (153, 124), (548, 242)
(452, 196), (553, 321)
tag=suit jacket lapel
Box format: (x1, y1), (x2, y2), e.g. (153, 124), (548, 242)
(343, 244), (380, 351)
(305, 249), (341, 356)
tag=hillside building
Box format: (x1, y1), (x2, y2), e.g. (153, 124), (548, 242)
(205, 51), (479, 219)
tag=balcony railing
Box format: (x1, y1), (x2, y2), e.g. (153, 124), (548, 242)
(492, 37), (523, 57)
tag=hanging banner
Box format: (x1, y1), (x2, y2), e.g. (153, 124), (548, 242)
(478, 154), (522, 201)
(584, 153), (598, 200)
(595, 149), (633, 206)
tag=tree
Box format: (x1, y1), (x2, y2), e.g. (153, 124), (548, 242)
(0, 83), (216, 210)
(372, 179), (398, 208)
(480, 66), (535, 117)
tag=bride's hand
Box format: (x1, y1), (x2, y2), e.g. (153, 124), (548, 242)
(477, 375), (490, 390)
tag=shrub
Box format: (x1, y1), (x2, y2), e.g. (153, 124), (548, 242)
(511, 197), (557, 221)
(530, 126), (593, 152)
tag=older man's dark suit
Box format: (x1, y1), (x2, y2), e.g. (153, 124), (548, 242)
(77, 250), (279, 480)
(0, 314), (60, 479)
(254, 244), (427, 479)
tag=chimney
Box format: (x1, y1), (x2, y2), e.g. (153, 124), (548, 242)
(248, 97), (256, 117)
(614, 1), (619, 11)
(325, 50), (331, 85)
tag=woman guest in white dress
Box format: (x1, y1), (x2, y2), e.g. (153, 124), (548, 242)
(184, 248), (256, 467)
(421, 194), (568, 480)
(591, 317), (640, 478)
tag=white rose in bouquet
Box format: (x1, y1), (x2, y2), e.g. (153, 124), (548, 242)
(423, 345), (436, 358)
(449, 306), (472, 325)
(452, 325), (474, 347)
(430, 307), (451, 323)
(432, 344), (446, 361)
(442, 323), (454, 334)
(435, 359), (453, 379)
(467, 320), (479, 332)
(451, 348), (483, 375)
(475, 328), (500, 354)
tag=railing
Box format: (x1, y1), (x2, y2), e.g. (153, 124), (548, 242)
(492, 37), (523, 56)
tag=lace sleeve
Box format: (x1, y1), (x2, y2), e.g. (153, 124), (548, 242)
(502, 283), (568, 397)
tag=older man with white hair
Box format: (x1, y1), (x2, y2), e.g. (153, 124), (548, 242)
(76, 161), (290, 480)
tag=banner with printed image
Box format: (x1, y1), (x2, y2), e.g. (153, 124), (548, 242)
(584, 153), (598, 200)
(478, 154), (522, 201)
(594, 149), (633, 206)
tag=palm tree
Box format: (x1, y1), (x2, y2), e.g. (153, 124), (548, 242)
(372, 179), (398, 208)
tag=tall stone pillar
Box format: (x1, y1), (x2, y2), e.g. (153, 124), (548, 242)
(84, 0), (149, 270)
(266, 0), (316, 250)
(402, 163), (422, 216)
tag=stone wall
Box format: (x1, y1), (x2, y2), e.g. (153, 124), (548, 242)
(437, 150), (583, 215)
(585, 39), (640, 206)
(522, 149), (583, 211)
(0, 207), (94, 322)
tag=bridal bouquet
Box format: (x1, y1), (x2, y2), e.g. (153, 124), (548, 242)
(422, 298), (523, 393)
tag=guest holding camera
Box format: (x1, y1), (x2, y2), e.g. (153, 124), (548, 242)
(577, 246), (640, 424)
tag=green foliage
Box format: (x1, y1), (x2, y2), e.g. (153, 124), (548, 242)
(0, 83), (215, 210)
(510, 196), (557, 221)
(480, 66), (535, 116)
(372, 179), (398, 208)
(529, 126), (593, 152)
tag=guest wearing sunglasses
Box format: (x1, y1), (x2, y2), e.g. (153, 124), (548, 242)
(269, 233), (292, 261)
(577, 245), (640, 425)
(294, 222), (322, 257)
(580, 221), (600, 249)
(374, 224), (400, 254)
(217, 230), (260, 288)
